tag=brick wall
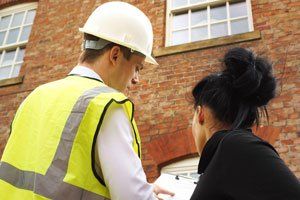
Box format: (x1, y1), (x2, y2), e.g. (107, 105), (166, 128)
(0, 0), (299, 181)
(0, 0), (36, 9)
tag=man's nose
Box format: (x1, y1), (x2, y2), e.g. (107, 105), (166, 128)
(131, 74), (139, 84)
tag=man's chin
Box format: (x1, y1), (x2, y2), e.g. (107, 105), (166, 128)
(126, 85), (132, 90)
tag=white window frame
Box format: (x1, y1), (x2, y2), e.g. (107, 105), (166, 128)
(0, 2), (37, 80)
(161, 157), (200, 179)
(165, 0), (254, 46)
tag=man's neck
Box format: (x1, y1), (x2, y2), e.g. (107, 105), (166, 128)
(77, 62), (111, 86)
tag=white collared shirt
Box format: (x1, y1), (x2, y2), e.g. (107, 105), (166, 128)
(69, 65), (102, 81)
(69, 66), (155, 200)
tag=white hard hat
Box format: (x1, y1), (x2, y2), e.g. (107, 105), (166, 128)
(79, 1), (158, 65)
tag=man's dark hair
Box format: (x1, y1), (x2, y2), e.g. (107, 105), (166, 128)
(78, 33), (133, 64)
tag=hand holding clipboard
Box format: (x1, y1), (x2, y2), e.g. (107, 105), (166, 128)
(154, 173), (198, 200)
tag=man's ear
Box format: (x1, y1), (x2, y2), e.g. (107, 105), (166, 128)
(109, 46), (121, 65)
(197, 106), (204, 124)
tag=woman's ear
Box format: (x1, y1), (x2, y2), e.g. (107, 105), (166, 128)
(197, 106), (204, 125)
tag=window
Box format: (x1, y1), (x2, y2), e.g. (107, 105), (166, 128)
(0, 3), (37, 81)
(166, 0), (254, 46)
(161, 157), (200, 179)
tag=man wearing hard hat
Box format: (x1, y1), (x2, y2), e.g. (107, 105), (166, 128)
(0, 2), (174, 200)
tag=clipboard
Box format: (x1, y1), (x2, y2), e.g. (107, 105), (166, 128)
(155, 173), (198, 200)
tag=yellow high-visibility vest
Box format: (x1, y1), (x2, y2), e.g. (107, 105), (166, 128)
(0, 75), (141, 199)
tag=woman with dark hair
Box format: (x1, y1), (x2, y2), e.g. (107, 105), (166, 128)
(190, 47), (300, 200)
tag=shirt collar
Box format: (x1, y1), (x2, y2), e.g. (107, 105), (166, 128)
(198, 130), (229, 174)
(68, 65), (102, 82)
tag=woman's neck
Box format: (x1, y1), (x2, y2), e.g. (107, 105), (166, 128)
(205, 122), (230, 142)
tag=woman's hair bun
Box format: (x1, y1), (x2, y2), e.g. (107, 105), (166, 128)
(222, 47), (276, 107)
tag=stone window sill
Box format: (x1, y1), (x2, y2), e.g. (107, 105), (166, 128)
(153, 31), (261, 57)
(0, 76), (24, 88)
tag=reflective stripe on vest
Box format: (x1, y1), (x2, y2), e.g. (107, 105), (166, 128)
(0, 162), (108, 200)
(0, 79), (141, 199)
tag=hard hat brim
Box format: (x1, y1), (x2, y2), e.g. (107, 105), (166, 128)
(79, 27), (158, 65)
(145, 55), (158, 65)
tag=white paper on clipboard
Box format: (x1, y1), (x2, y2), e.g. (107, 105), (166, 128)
(155, 173), (197, 200)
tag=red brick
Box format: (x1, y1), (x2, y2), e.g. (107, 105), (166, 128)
(281, 139), (294, 145)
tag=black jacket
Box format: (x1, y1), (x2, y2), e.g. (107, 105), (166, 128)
(190, 129), (300, 200)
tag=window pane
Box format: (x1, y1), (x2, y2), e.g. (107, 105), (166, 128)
(11, 12), (25, 27)
(210, 5), (227, 22)
(191, 0), (207, 4)
(173, 13), (188, 30)
(230, 1), (247, 18)
(172, 0), (188, 8)
(0, 31), (5, 45)
(211, 22), (228, 38)
(191, 26), (208, 42)
(6, 28), (20, 44)
(0, 66), (12, 80)
(16, 48), (25, 62)
(11, 64), (21, 77)
(231, 18), (249, 34)
(2, 50), (16, 66)
(191, 9), (207, 26)
(172, 29), (188, 45)
(0, 15), (12, 30)
(20, 25), (32, 41)
(25, 10), (36, 24)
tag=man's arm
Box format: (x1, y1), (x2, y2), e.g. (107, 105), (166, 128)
(96, 104), (156, 200)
